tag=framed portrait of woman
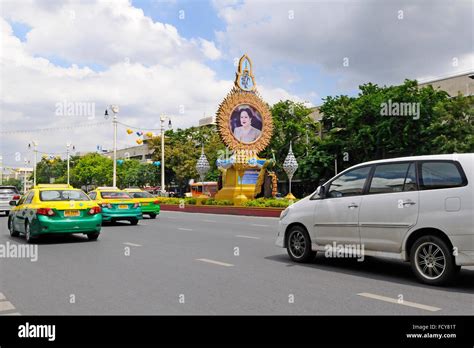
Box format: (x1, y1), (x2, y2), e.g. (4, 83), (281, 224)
(229, 104), (263, 144)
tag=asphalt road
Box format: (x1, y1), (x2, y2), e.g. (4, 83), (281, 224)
(0, 211), (472, 315)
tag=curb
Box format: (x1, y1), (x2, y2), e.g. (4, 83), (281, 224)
(160, 204), (284, 218)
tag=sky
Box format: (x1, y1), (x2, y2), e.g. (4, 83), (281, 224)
(0, 0), (473, 167)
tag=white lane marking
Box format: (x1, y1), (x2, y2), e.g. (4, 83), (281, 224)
(123, 242), (142, 247)
(0, 301), (15, 312)
(178, 228), (193, 231)
(196, 258), (234, 267)
(357, 292), (441, 312)
(236, 235), (261, 240)
(3, 312), (21, 315)
(251, 224), (269, 227)
(203, 219), (216, 223)
(0, 293), (5, 301)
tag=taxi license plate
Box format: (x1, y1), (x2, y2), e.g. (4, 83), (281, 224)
(118, 205), (129, 209)
(64, 210), (80, 217)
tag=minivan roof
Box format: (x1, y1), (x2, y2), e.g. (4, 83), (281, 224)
(351, 153), (473, 168)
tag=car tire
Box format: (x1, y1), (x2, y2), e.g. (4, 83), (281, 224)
(286, 225), (316, 263)
(87, 233), (100, 241)
(8, 217), (19, 237)
(410, 235), (459, 286)
(25, 221), (36, 244)
(148, 213), (157, 219)
(130, 219), (138, 225)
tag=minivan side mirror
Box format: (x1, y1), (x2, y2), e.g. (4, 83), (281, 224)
(9, 200), (18, 206)
(315, 185), (325, 198)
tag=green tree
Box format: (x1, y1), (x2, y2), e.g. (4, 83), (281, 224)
(70, 153), (112, 189)
(2, 178), (22, 191)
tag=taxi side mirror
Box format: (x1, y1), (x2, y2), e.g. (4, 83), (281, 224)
(9, 200), (18, 206)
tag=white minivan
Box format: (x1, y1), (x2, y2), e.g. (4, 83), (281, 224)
(276, 154), (473, 285)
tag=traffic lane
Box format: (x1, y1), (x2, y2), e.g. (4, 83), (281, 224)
(147, 213), (474, 314)
(77, 217), (474, 314)
(0, 214), (473, 315)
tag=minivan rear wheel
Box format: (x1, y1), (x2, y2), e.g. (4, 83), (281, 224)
(286, 226), (315, 263)
(410, 235), (459, 285)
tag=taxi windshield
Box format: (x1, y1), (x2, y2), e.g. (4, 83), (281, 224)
(40, 190), (90, 201)
(101, 191), (131, 199)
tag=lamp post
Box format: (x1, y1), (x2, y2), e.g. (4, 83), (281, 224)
(0, 155), (2, 186)
(23, 158), (30, 193)
(105, 105), (120, 187)
(28, 141), (38, 186)
(160, 114), (172, 195)
(66, 143), (75, 185)
(283, 142), (298, 200)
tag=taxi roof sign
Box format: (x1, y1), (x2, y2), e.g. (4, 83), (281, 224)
(34, 184), (74, 189)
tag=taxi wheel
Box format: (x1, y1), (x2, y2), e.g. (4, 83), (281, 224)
(148, 213), (157, 219)
(130, 219), (138, 225)
(25, 221), (36, 244)
(8, 217), (19, 237)
(87, 233), (100, 241)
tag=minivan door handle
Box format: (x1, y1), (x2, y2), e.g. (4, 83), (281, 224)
(402, 200), (416, 206)
(348, 203), (358, 208)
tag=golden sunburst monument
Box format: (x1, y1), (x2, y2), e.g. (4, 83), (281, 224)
(214, 54), (276, 205)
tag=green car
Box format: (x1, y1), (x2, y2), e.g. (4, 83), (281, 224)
(124, 189), (160, 219)
(8, 184), (102, 243)
(87, 187), (143, 225)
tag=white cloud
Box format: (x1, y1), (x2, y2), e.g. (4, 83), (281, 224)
(0, 2), (302, 166)
(198, 38), (222, 60)
(214, 0), (474, 90)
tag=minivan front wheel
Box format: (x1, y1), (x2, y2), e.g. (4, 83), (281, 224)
(410, 235), (459, 285)
(286, 226), (315, 263)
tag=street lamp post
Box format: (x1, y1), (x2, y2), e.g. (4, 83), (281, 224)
(28, 141), (38, 186)
(23, 158), (30, 193)
(160, 114), (172, 195)
(66, 143), (75, 185)
(105, 105), (120, 187)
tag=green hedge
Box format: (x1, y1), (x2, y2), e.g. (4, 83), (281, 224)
(156, 196), (294, 208)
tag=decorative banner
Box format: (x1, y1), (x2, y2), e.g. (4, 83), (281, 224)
(145, 132), (153, 138)
(152, 161), (161, 167)
(126, 129), (133, 134)
(117, 159), (124, 165)
(136, 139), (143, 144)
(216, 54), (273, 154)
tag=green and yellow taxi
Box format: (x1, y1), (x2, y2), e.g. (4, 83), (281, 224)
(124, 188), (160, 219)
(7, 184), (102, 243)
(87, 187), (142, 225)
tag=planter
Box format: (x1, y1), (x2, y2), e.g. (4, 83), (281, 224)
(160, 204), (284, 218)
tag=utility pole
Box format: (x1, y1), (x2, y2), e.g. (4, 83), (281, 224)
(105, 105), (120, 187)
(66, 143), (75, 185)
(160, 114), (172, 195)
(28, 141), (38, 186)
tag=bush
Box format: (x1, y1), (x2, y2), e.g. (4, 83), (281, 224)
(243, 198), (296, 208)
(201, 198), (233, 206)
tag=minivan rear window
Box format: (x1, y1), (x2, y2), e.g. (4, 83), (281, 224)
(419, 161), (465, 190)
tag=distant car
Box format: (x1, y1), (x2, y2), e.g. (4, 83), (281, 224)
(0, 186), (21, 216)
(7, 184), (102, 243)
(276, 154), (474, 285)
(124, 188), (160, 219)
(87, 187), (142, 225)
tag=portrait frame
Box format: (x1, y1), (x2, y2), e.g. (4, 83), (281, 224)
(216, 87), (273, 153)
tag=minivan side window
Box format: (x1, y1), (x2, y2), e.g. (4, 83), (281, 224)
(88, 192), (97, 200)
(369, 163), (410, 194)
(327, 166), (371, 198)
(419, 161), (465, 190)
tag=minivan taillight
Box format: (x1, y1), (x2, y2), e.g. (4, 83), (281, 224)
(88, 206), (101, 215)
(37, 208), (55, 216)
